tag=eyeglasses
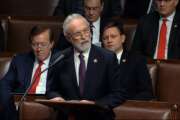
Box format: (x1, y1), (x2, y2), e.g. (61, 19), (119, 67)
(69, 27), (90, 39)
(31, 42), (50, 49)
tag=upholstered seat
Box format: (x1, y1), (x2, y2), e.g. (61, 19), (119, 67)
(0, 57), (12, 79)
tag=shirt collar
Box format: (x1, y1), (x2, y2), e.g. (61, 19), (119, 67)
(35, 52), (51, 66)
(116, 50), (123, 64)
(160, 11), (175, 22)
(92, 17), (100, 27)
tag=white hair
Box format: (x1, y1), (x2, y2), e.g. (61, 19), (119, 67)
(63, 13), (90, 35)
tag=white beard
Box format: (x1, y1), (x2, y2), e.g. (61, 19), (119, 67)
(73, 40), (91, 52)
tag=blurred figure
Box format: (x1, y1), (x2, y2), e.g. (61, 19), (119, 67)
(132, 0), (180, 59)
(84, 0), (122, 46)
(53, 0), (121, 18)
(84, 0), (104, 46)
(102, 20), (154, 100)
(53, 0), (84, 17)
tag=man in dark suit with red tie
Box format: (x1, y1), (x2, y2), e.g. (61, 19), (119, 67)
(0, 26), (59, 120)
(46, 13), (127, 120)
(132, 0), (180, 59)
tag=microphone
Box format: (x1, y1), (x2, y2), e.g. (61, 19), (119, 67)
(17, 51), (66, 110)
(147, 0), (153, 14)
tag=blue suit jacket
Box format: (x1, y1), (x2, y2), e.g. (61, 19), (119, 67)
(47, 45), (127, 108)
(118, 51), (154, 100)
(1, 50), (60, 93)
(0, 50), (60, 120)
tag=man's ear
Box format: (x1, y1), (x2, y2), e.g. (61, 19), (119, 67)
(121, 34), (126, 43)
(64, 33), (71, 42)
(175, 0), (179, 6)
(101, 3), (104, 12)
(51, 41), (54, 46)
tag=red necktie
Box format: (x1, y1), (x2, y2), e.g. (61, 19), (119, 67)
(157, 18), (167, 59)
(29, 62), (43, 94)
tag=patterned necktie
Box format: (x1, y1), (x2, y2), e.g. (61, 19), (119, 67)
(157, 18), (167, 59)
(29, 61), (43, 94)
(79, 53), (86, 96)
(89, 22), (94, 36)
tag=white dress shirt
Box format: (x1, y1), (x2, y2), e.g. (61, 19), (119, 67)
(116, 50), (123, 64)
(74, 48), (90, 86)
(31, 53), (51, 94)
(154, 11), (175, 59)
(92, 18), (101, 47)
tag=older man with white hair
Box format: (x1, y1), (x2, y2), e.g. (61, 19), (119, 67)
(46, 13), (127, 120)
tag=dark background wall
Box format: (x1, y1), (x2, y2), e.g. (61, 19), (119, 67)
(0, 0), (180, 17)
(0, 0), (58, 16)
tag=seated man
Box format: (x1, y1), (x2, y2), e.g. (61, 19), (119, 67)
(46, 14), (127, 120)
(102, 20), (154, 100)
(0, 26), (59, 120)
(132, 0), (180, 59)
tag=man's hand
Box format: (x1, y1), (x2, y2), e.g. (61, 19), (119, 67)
(80, 100), (95, 104)
(49, 97), (65, 102)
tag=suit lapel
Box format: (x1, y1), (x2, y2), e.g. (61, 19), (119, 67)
(84, 45), (100, 95)
(66, 49), (80, 96)
(100, 18), (107, 42)
(150, 13), (160, 57)
(24, 52), (35, 89)
(168, 11), (180, 58)
(119, 51), (128, 67)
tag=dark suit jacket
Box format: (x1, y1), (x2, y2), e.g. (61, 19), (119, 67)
(102, 0), (122, 18)
(47, 45), (127, 109)
(53, 0), (122, 18)
(0, 50), (60, 120)
(53, 0), (84, 17)
(132, 10), (180, 59)
(118, 51), (154, 100)
(123, 0), (150, 19)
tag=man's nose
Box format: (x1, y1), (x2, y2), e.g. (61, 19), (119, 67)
(159, 1), (166, 5)
(89, 9), (94, 15)
(81, 33), (87, 40)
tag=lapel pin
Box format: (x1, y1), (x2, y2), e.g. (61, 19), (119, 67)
(93, 58), (98, 63)
(122, 59), (126, 63)
(174, 24), (178, 28)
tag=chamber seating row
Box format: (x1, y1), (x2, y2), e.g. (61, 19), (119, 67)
(1, 55), (180, 120)
(0, 16), (137, 53)
(0, 16), (64, 53)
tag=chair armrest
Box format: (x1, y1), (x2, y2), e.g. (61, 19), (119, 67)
(19, 101), (56, 120)
(113, 100), (178, 120)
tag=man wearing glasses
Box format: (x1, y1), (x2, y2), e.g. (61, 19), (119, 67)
(46, 14), (127, 120)
(132, 0), (180, 60)
(0, 26), (59, 120)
